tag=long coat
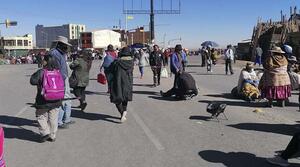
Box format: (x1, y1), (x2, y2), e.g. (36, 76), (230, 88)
(110, 57), (134, 104)
(69, 58), (90, 87)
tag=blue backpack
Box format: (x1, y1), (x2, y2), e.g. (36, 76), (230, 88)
(102, 54), (115, 68)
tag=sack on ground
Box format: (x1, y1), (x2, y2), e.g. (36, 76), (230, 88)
(161, 67), (168, 78)
(177, 72), (198, 97)
(42, 69), (65, 101)
(97, 73), (107, 85)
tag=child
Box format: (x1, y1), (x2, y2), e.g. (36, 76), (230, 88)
(30, 54), (63, 142)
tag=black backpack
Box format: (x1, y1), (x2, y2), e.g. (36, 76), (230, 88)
(206, 103), (228, 121)
(177, 72), (198, 98)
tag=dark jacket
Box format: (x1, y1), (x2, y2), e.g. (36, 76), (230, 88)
(110, 57), (134, 104)
(30, 69), (62, 109)
(149, 51), (164, 67)
(69, 58), (90, 87)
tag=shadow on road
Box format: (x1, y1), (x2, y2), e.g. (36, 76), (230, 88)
(204, 93), (237, 100)
(133, 84), (154, 88)
(148, 96), (181, 101)
(198, 100), (266, 108)
(0, 115), (37, 127)
(71, 109), (121, 124)
(199, 150), (274, 167)
(133, 91), (159, 95)
(85, 91), (109, 96)
(4, 127), (40, 143)
(228, 123), (300, 136)
(189, 115), (224, 122)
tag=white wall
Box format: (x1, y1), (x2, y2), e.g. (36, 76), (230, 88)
(92, 30), (121, 48)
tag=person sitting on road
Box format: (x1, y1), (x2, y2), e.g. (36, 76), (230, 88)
(267, 132), (300, 167)
(236, 63), (260, 101)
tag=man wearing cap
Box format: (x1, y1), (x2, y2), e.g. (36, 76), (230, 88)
(50, 36), (75, 129)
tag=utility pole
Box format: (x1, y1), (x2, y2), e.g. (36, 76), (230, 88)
(150, 0), (155, 43)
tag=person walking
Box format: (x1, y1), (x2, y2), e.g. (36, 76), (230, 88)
(259, 46), (291, 107)
(30, 54), (62, 142)
(100, 44), (118, 93)
(138, 49), (149, 79)
(110, 47), (134, 123)
(149, 45), (165, 87)
(254, 45), (263, 66)
(50, 36), (75, 129)
(70, 50), (91, 112)
(267, 132), (300, 167)
(225, 45), (234, 75)
(206, 46), (213, 72)
(200, 47), (207, 67)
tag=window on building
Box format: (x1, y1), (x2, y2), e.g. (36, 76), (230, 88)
(87, 33), (92, 37)
(4, 40), (16, 46)
(72, 26), (74, 30)
(24, 40), (28, 46)
(72, 36), (75, 39)
(82, 27), (84, 31)
(17, 40), (23, 46)
(29, 41), (32, 46)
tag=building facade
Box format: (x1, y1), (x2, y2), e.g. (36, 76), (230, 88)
(80, 30), (121, 49)
(0, 34), (33, 57)
(35, 24), (86, 48)
(126, 27), (150, 45)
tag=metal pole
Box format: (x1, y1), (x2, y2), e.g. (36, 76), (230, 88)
(150, 0), (155, 44)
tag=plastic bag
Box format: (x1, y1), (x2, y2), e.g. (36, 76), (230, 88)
(161, 67), (168, 78)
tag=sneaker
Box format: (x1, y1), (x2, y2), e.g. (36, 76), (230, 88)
(40, 134), (50, 143)
(47, 138), (56, 142)
(121, 111), (128, 123)
(58, 124), (69, 129)
(65, 120), (76, 125)
(266, 156), (289, 167)
(160, 90), (164, 97)
(81, 103), (87, 111)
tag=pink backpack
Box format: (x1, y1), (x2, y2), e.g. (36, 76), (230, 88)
(0, 127), (5, 167)
(42, 69), (65, 101)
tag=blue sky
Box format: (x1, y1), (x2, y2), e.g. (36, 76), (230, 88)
(0, 0), (299, 49)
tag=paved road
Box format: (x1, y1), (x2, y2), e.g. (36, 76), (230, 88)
(1, 56), (300, 167)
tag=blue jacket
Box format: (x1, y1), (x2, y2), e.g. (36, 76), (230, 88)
(50, 48), (68, 80)
(170, 51), (187, 74)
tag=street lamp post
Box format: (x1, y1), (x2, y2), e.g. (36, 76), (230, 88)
(0, 19), (18, 56)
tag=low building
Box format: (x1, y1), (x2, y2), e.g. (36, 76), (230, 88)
(126, 27), (150, 45)
(80, 29), (121, 49)
(36, 24), (86, 48)
(0, 34), (33, 57)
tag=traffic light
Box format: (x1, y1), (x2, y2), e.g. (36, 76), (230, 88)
(5, 19), (17, 28)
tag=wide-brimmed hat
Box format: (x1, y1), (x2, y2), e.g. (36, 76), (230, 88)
(53, 36), (72, 46)
(270, 46), (285, 54)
